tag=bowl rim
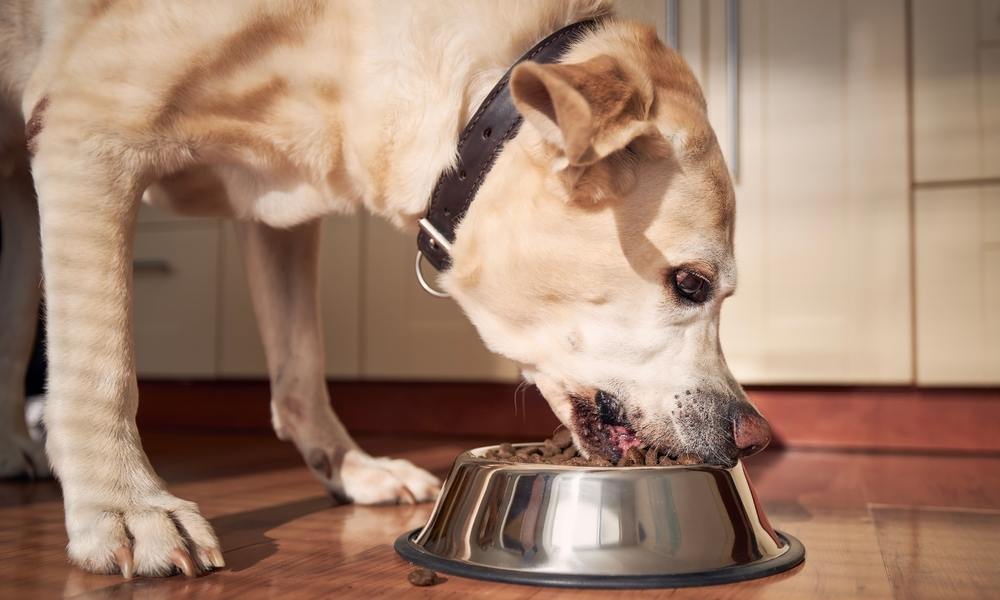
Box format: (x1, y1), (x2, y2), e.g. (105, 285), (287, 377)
(395, 528), (805, 589)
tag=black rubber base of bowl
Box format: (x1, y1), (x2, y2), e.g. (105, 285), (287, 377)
(395, 529), (805, 589)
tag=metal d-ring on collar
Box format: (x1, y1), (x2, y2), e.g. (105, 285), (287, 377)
(414, 19), (600, 298)
(415, 248), (450, 299)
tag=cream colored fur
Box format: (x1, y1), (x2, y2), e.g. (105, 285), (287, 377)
(0, 0), (755, 580)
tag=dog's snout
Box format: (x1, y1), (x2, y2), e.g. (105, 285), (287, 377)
(732, 407), (772, 457)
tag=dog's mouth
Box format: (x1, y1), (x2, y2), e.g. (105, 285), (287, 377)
(569, 391), (643, 462)
(605, 424), (642, 455)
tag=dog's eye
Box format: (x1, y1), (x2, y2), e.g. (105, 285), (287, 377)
(673, 269), (711, 303)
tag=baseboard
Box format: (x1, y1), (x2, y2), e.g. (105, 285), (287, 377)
(136, 380), (1000, 453)
(137, 380), (560, 440)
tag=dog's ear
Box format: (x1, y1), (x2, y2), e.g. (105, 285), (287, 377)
(510, 54), (653, 169)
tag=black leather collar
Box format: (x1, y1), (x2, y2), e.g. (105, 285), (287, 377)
(417, 20), (600, 272)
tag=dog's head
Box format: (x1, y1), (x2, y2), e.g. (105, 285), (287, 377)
(442, 21), (769, 467)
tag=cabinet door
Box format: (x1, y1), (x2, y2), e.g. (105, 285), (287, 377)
(685, 0), (912, 383)
(133, 223), (220, 378)
(912, 0), (1000, 183)
(217, 216), (362, 378)
(361, 217), (519, 381)
(915, 185), (1000, 385)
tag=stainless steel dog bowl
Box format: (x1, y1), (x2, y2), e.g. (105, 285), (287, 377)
(395, 444), (804, 588)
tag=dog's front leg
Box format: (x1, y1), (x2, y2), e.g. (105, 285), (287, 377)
(33, 129), (223, 577)
(237, 219), (440, 504)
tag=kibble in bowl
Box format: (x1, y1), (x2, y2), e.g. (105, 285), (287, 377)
(481, 428), (703, 467)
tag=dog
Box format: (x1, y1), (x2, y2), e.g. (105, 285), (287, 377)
(0, 0), (771, 579)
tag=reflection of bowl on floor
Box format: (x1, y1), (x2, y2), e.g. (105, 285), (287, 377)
(395, 443), (805, 588)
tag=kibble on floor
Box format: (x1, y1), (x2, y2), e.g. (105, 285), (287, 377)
(407, 568), (441, 587)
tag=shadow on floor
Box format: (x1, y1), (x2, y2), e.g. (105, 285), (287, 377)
(0, 478), (62, 508)
(211, 495), (333, 572)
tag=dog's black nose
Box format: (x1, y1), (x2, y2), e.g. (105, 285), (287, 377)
(595, 390), (627, 426)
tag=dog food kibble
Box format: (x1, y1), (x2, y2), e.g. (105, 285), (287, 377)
(541, 440), (561, 457)
(407, 568), (440, 587)
(482, 430), (704, 467)
(617, 446), (644, 467)
(677, 452), (703, 465)
(550, 428), (573, 448)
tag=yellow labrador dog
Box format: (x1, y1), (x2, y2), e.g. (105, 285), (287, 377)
(0, 0), (770, 579)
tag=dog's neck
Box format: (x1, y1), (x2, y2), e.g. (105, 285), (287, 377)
(343, 1), (614, 230)
(417, 19), (602, 272)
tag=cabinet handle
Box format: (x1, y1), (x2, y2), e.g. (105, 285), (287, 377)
(666, 0), (679, 49)
(133, 259), (172, 275)
(726, 0), (740, 179)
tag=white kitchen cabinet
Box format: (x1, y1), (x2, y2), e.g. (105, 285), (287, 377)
(683, 0), (912, 383)
(217, 215), (363, 378)
(915, 185), (1000, 385)
(912, 0), (1000, 184)
(134, 202), (362, 380)
(360, 216), (519, 381)
(133, 215), (220, 378)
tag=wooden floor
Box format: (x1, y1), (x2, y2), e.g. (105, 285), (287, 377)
(2, 431), (999, 599)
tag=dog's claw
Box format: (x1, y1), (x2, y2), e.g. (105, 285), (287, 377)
(199, 547), (225, 570)
(209, 547), (226, 569)
(114, 546), (135, 579)
(170, 548), (197, 577)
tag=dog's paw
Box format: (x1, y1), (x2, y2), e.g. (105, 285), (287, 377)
(0, 431), (51, 479)
(335, 450), (441, 506)
(66, 493), (224, 578)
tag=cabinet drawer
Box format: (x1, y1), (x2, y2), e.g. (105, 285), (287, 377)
(133, 226), (220, 377)
(915, 185), (1000, 385)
